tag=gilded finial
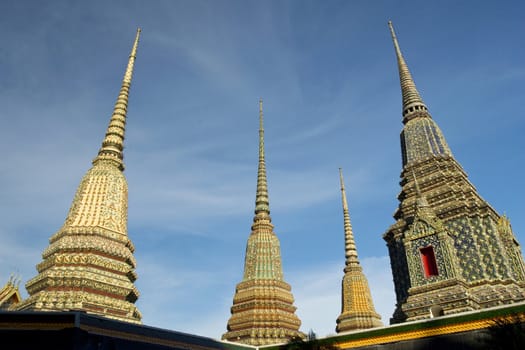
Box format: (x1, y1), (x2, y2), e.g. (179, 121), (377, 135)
(7, 273), (21, 288)
(387, 21), (399, 51)
(93, 28), (141, 171)
(339, 168), (359, 268)
(259, 97), (263, 131)
(388, 21), (429, 123)
(254, 98), (270, 217)
(339, 168), (348, 211)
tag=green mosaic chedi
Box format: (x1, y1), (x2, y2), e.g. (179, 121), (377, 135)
(383, 22), (525, 323)
(222, 100), (303, 346)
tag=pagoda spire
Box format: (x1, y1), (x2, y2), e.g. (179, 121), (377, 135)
(336, 168), (382, 333)
(255, 98), (270, 217)
(339, 168), (359, 269)
(16, 30), (143, 324)
(222, 99), (303, 346)
(93, 28), (141, 171)
(388, 21), (452, 166)
(388, 21), (430, 124)
(243, 98), (281, 281)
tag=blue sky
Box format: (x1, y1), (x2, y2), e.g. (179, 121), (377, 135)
(1, 0), (524, 339)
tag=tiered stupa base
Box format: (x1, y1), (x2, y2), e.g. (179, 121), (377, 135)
(336, 268), (383, 332)
(16, 291), (141, 324)
(222, 279), (304, 345)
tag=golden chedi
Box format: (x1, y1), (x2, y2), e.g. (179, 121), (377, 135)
(15, 29), (143, 323)
(336, 168), (382, 332)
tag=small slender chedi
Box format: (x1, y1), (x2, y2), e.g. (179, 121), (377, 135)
(222, 100), (303, 345)
(16, 30), (142, 323)
(336, 168), (382, 332)
(383, 21), (525, 323)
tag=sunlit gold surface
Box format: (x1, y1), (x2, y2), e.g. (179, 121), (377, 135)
(0, 275), (22, 310)
(15, 29), (142, 324)
(336, 169), (383, 333)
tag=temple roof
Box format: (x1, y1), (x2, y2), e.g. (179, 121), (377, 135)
(0, 275), (22, 310)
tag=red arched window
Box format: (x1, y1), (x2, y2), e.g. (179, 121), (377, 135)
(420, 246), (439, 278)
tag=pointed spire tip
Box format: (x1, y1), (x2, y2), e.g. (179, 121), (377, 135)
(94, 30), (140, 170)
(388, 20), (397, 41)
(254, 98), (269, 216)
(339, 168), (348, 208)
(388, 19), (429, 122)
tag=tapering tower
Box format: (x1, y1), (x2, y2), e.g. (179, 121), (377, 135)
(16, 29), (142, 323)
(222, 99), (303, 346)
(336, 168), (382, 333)
(384, 21), (525, 323)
